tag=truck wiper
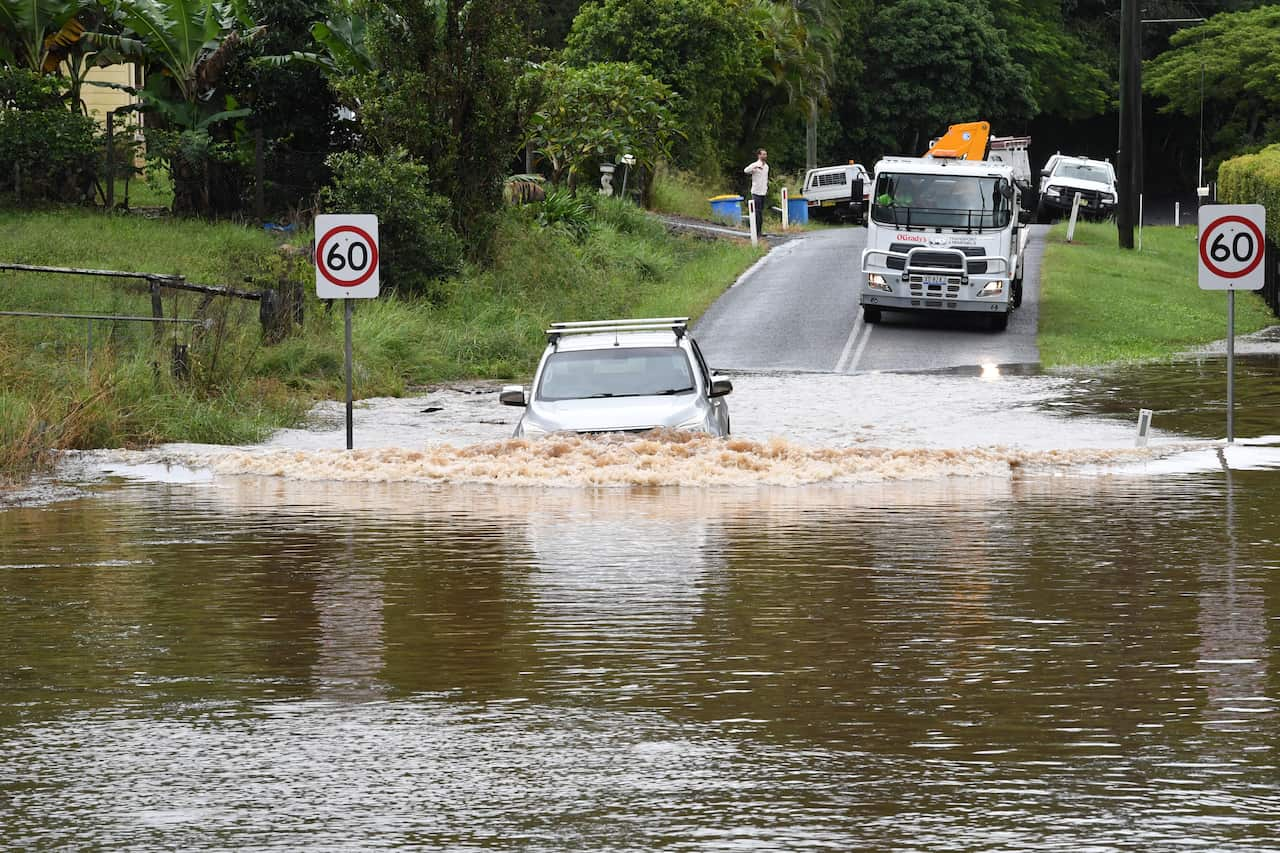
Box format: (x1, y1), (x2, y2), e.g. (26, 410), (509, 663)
(655, 387), (694, 395)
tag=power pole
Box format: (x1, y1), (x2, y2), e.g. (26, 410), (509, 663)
(1117, 0), (1142, 249)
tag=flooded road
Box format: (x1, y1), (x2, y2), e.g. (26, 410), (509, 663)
(3, 354), (1280, 849)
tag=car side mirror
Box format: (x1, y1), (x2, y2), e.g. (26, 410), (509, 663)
(709, 377), (733, 398)
(499, 385), (527, 407)
(1040, 169), (1050, 177)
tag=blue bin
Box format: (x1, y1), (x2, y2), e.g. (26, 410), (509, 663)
(708, 195), (744, 225)
(787, 196), (809, 225)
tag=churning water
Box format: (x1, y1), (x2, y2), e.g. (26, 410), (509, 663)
(3, 355), (1279, 850)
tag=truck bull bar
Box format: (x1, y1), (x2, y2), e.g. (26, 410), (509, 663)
(861, 247), (1011, 284)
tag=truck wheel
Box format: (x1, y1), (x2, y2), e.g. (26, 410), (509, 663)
(1012, 278), (1023, 309)
(988, 312), (1009, 332)
(863, 306), (881, 324)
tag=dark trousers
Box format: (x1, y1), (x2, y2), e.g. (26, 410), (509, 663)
(752, 193), (766, 235)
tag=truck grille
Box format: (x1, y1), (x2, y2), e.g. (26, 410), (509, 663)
(887, 243), (988, 274)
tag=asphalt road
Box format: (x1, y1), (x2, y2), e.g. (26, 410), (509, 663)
(695, 225), (1048, 374)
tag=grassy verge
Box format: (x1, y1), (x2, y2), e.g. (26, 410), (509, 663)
(651, 164), (732, 220)
(1038, 220), (1277, 367)
(0, 199), (760, 484)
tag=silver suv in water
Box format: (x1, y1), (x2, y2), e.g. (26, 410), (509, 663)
(499, 318), (732, 438)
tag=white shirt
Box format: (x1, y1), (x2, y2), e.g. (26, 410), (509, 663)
(744, 159), (769, 195)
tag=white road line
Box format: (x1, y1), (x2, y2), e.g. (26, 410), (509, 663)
(834, 309), (865, 373)
(846, 319), (874, 373)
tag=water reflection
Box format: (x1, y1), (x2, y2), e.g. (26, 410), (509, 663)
(4, 469), (1280, 848)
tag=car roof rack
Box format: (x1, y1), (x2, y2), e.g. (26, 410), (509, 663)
(546, 317), (688, 345)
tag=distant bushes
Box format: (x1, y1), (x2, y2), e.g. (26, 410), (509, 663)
(319, 148), (464, 300)
(0, 69), (99, 203)
(1218, 144), (1280, 243)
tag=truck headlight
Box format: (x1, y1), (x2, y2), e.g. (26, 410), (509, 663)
(867, 273), (892, 292)
(979, 281), (1005, 296)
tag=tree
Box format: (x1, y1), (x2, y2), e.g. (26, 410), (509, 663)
(1145, 5), (1280, 165)
(860, 0), (1035, 156)
(525, 61), (679, 187)
(989, 0), (1111, 121)
(563, 0), (757, 174)
(340, 0), (534, 237)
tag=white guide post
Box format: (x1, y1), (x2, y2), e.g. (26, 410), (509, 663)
(1066, 192), (1082, 242)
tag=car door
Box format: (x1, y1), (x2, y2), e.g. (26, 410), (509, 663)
(689, 339), (729, 435)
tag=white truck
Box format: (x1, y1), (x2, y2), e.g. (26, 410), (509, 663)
(1037, 154), (1118, 222)
(801, 163), (871, 223)
(858, 123), (1028, 331)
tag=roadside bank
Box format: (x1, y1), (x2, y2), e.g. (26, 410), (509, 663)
(0, 202), (760, 485)
(1037, 220), (1277, 367)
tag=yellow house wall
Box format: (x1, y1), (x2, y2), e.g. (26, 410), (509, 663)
(80, 64), (140, 124)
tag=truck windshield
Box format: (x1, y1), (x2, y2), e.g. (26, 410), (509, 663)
(537, 347), (695, 401)
(1055, 162), (1111, 183)
(871, 173), (1011, 229)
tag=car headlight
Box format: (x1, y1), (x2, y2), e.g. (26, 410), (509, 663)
(867, 273), (892, 292)
(1046, 186), (1061, 197)
(674, 413), (713, 433)
(1102, 193), (1116, 203)
(978, 280), (1005, 296)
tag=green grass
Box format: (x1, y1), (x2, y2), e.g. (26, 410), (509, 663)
(0, 199), (760, 482)
(1038, 220), (1277, 367)
(650, 164), (734, 220)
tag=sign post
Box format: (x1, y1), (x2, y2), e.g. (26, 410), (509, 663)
(1197, 204), (1266, 443)
(315, 214), (380, 450)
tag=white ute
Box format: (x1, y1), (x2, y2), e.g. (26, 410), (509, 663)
(802, 163), (871, 223)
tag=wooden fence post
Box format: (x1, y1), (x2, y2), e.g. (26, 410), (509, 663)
(254, 128), (265, 222)
(150, 281), (163, 345)
(105, 110), (115, 210)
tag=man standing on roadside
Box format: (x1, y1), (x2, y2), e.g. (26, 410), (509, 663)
(743, 148), (769, 237)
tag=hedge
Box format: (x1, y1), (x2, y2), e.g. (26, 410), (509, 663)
(1218, 144), (1280, 243)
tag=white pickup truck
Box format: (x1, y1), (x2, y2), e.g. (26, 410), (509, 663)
(801, 163), (871, 223)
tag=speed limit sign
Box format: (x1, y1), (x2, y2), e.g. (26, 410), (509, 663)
(315, 214), (380, 298)
(1198, 204), (1266, 291)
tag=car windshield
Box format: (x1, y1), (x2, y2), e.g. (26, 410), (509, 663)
(537, 347), (696, 401)
(1055, 162), (1111, 183)
(871, 173), (1011, 229)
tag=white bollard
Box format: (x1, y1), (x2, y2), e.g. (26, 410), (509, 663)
(747, 198), (758, 248)
(781, 187), (789, 231)
(1175, 201), (1180, 227)
(1135, 409), (1153, 447)
(1066, 192), (1082, 242)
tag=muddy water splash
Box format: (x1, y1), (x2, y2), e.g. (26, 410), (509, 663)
(148, 430), (1180, 487)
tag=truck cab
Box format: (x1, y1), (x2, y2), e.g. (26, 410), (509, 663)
(859, 156), (1026, 331)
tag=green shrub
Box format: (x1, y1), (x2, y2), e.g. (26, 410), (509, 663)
(319, 148), (464, 300)
(535, 188), (594, 240)
(1218, 144), (1280, 243)
(0, 70), (98, 203)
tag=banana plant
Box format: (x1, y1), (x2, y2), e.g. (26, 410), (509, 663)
(0, 0), (94, 73)
(86, 0), (255, 129)
(259, 1), (372, 76)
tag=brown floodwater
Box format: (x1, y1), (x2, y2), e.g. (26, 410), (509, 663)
(2, 356), (1279, 850)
